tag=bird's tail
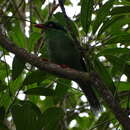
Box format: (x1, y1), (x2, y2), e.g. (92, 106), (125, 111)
(78, 81), (102, 114)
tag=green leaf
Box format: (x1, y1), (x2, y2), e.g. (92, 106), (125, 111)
(93, 0), (114, 34)
(12, 56), (25, 80)
(94, 112), (111, 130)
(80, 0), (93, 33)
(23, 70), (53, 85)
(76, 116), (95, 129)
(38, 107), (64, 130)
(55, 79), (70, 97)
(97, 15), (124, 37)
(25, 87), (55, 96)
(94, 58), (115, 94)
(97, 48), (130, 56)
(8, 23), (27, 48)
(0, 61), (10, 80)
(105, 33), (130, 45)
(115, 82), (130, 92)
(41, 97), (54, 111)
(9, 76), (24, 96)
(105, 55), (124, 76)
(108, 16), (130, 35)
(0, 91), (11, 108)
(11, 101), (41, 130)
(28, 32), (41, 51)
(110, 6), (130, 15)
(54, 79), (70, 103)
(40, 6), (49, 21)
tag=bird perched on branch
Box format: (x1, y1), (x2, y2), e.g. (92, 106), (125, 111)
(35, 21), (102, 114)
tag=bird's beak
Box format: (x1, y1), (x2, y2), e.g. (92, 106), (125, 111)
(35, 24), (46, 29)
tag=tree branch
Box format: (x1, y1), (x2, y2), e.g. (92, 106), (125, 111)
(90, 73), (130, 129)
(0, 32), (88, 81)
(0, 32), (130, 129)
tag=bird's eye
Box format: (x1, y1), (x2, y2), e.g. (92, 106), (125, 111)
(48, 23), (53, 27)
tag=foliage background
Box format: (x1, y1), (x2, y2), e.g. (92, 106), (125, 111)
(0, 0), (130, 129)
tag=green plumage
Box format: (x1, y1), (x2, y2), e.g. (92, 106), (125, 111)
(36, 21), (101, 113)
(45, 28), (84, 71)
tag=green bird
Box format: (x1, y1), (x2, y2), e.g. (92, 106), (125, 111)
(35, 21), (101, 113)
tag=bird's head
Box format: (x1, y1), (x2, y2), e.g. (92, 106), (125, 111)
(35, 21), (66, 32)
